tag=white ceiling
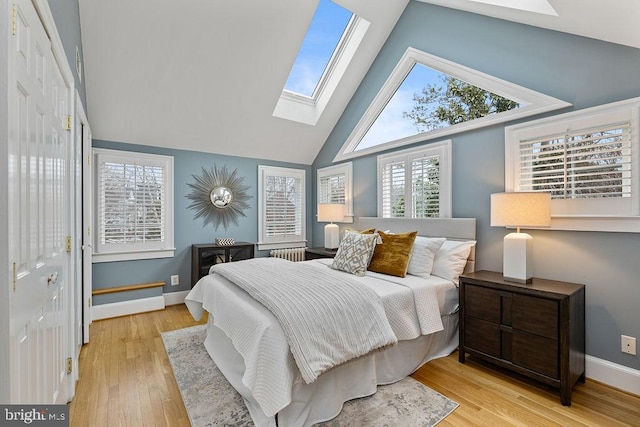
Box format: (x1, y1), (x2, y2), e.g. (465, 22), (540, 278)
(78, 0), (640, 165)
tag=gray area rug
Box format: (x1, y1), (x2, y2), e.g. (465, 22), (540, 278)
(162, 324), (458, 427)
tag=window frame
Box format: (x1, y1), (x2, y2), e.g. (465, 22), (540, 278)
(317, 162), (353, 223)
(377, 140), (452, 219)
(92, 148), (175, 263)
(505, 96), (640, 232)
(258, 165), (307, 250)
(334, 47), (571, 162)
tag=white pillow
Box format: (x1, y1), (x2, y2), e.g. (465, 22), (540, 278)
(330, 231), (378, 277)
(407, 236), (446, 278)
(431, 240), (476, 284)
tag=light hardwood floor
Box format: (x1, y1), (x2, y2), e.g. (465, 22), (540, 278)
(69, 304), (640, 426)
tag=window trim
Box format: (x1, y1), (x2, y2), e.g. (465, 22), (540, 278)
(505, 96), (640, 233)
(377, 140), (452, 219)
(92, 148), (175, 263)
(317, 162), (353, 223)
(334, 47), (572, 162)
(258, 165), (307, 250)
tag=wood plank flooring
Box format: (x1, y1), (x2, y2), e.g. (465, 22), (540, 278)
(69, 304), (640, 426)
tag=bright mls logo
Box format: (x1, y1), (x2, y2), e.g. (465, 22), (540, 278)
(1, 405), (68, 426)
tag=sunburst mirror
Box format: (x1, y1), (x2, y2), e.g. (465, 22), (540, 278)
(186, 165), (252, 230)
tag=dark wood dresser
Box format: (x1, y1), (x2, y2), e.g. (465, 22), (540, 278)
(459, 270), (585, 406)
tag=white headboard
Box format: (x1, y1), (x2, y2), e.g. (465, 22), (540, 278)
(356, 217), (477, 273)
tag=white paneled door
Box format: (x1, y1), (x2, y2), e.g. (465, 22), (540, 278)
(8, 0), (74, 404)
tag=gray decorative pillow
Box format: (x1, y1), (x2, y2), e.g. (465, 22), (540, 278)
(330, 231), (378, 276)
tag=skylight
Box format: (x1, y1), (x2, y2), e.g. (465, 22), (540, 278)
(334, 48), (572, 162)
(284, 0), (353, 99)
(273, 1), (370, 126)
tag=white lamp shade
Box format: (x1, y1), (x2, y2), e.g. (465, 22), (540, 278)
(490, 192), (551, 228)
(491, 192), (550, 284)
(317, 203), (344, 223)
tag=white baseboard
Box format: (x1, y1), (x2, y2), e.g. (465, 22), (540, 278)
(586, 355), (640, 396)
(164, 290), (189, 306)
(92, 296), (165, 321)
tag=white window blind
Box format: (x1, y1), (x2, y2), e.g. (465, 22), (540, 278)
(381, 160), (405, 218)
(317, 162), (353, 223)
(518, 123), (632, 199)
(319, 174), (345, 204)
(506, 97), (640, 231)
(93, 148), (174, 262)
(258, 166), (306, 250)
(378, 140), (451, 218)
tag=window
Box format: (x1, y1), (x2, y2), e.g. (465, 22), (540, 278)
(377, 141), (452, 218)
(283, 0), (353, 98)
(93, 148), (174, 262)
(317, 162), (353, 223)
(506, 97), (640, 232)
(273, 2), (370, 125)
(258, 165), (306, 250)
(334, 48), (571, 162)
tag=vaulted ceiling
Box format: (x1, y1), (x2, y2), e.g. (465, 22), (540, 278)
(79, 0), (640, 165)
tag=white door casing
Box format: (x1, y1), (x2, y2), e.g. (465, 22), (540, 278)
(8, 0), (76, 404)
(77, 92), (92, 345)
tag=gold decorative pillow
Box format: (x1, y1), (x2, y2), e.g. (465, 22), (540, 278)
(368, 231), (417, 277)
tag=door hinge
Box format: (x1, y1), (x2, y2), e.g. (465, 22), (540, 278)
(88, 297), (92, 308)
(87, 154), (91, 165)
(66, 357), (72, 374)
(66, 236), (72, 253)
(12, 4), (16, 36)
(12, 262), (16, 292)
(65, 115), (72, 131)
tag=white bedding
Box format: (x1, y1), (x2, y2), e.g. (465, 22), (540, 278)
(184, 258), (458, 421)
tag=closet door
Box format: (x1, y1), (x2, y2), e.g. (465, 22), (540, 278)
(9, 0), (73, 404)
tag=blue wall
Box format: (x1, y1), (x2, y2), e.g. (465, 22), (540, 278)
(312, 1), (640, 369)
(91, 140), (312, 302)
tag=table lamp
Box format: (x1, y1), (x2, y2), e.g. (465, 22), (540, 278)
(318, 203), (344, 249)
(490, 192), (551, 283)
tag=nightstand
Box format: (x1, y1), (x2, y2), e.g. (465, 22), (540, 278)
(459, 270), (585, 406)
(305, 247), (338, 260)
(191, 242), (255, 286)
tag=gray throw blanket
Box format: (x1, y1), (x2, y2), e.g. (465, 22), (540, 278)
(212, 257), (397, 384)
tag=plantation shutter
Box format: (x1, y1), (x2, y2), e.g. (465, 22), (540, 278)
(411, 155), (440, 218)
(518, 122), (632, 200)
(319, 173), (345, 204)
(93, 148), (174, 261)
(259, 166), (306, 249)
(381, 159), (406, 218)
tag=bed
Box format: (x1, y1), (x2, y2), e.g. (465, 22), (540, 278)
(185, 217), (476, 427)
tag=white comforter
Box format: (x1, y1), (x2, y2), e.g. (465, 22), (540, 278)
(185, 259), (457, 418)
(210, 257), (397, 384)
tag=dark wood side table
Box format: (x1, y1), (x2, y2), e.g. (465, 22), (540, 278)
(305, 247), (338, 260)
(459, 270), (585, 406)
(191, 242), (254, 286)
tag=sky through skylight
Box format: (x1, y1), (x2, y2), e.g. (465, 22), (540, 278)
(284, 0), (352, 97)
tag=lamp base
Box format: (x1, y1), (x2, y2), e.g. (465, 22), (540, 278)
(324, 223), (339, 250)
(503, 232), (533, 284)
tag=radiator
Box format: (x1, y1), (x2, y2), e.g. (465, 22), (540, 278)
(270, 247), (307, 262)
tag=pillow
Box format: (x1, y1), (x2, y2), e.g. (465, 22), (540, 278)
(367, 231), (417, 278)
(407, 236), (446, 278)
(431, 240), (477, 284)
(343, 227), (376, 235)
(330, 231), (378, 276)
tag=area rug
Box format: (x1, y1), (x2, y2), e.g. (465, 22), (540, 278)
(162, 324), (458, 427)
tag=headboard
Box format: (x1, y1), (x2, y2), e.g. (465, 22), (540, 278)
(356, 217), (477, 273)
